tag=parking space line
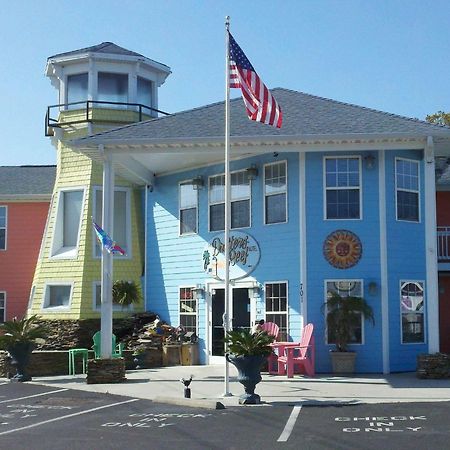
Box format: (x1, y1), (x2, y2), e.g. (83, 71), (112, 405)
(277, 405), (302, 442)
(0, 398), (140, 436)
(0, 388), (69, 404)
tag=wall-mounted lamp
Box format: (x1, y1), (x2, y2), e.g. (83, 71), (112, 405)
(364, 154), (376, 170)
(246, 164), (258, 181)
(368, 281), (378, 295)
(248, 285), (261, 298)
(191, 284), (205, 300)
(191, 176), (204, 190)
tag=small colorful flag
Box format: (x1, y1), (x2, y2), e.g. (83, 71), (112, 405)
(228, 32), (282, 128)
(92, 220), (126, 255)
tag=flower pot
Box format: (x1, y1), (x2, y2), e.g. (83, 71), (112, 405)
(8, 342), (34, 382)
(330, 351), (356, 374)
(226, 354), (266, 404)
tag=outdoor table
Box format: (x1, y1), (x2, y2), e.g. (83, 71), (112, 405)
(269, 342), (300, 377)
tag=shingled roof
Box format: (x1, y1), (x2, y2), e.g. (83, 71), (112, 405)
(73, 88), (450, 146)
(0, 166), (56, 199)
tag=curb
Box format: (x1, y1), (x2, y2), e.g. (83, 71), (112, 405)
(152, 396), (226, 409)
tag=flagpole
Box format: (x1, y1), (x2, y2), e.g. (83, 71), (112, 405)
(223, 15), (232, 397)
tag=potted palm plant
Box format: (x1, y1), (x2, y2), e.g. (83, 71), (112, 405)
(112, 280), (142, 308)
(0, 315), (48, 382)
(224, 329), (275, 404)
(322, 291), (374, 374)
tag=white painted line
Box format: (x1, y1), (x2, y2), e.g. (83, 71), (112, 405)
(0, 389), (69, 404)
(277, 405), (302, 442)
(0, 398), (140, 436)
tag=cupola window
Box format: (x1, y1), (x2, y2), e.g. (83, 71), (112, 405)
(98, 72), (128, 105)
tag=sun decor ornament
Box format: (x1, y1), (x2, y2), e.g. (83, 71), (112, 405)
(323, 230), (362, 269)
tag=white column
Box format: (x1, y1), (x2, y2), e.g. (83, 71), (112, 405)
(299, 151), (307, 328)
(378, 150), (390, 374)
(425, 136), (440, 352)
(101, 150), (114, 358)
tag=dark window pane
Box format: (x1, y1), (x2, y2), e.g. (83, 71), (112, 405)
(402, 313), (424, 343)
(327, 189), (359, 219)
(180, 208), (197, 234)
(266, 193), (286, 224)
(231, 200), (249, 228)
(397, 191), (419, 221)
(210, 204), (224, 231)
(0, 229), (4, 250)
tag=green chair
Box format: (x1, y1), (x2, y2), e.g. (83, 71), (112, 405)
(92, 331), (124, 359)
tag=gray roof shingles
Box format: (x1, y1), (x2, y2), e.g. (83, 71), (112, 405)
(0, 166), (56, 196)
(73, 88), (450, 146)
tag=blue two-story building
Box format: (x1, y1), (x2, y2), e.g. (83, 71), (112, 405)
(73, 87), (450, 373)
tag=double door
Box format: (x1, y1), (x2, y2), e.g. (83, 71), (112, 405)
(211, 287), (251, 357)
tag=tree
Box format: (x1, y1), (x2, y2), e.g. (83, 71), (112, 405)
(426, 111), (450, 126)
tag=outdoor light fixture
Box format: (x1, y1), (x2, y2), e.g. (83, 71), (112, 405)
(368, 281), (378, 295)
(191, 284), (205, 300)
(364, 154), (376, 169)
(248, 285), (261, 298)
(191, 176), (204, 190)
(246, 164), (258, 180)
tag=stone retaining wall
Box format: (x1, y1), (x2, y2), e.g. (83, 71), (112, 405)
(417, 353), (450, 379)
(87, 358), (126, 384)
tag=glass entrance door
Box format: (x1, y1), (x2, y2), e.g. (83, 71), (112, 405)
(211, 287), (251, 356)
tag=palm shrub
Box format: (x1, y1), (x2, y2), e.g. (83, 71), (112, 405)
(322, 292), (374, 352)
(0, 315), (48, 349)
(112, 280), (142, 308)
(224, 329), (275, 357)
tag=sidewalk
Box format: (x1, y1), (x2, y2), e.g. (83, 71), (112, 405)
(21, 365), (450, 408)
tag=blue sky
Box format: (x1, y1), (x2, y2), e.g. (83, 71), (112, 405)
(1, 0), (450, 166)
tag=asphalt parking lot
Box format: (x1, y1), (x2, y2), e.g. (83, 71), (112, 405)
(1, 381), (450, 450)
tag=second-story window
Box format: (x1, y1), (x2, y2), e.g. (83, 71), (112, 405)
(396, 158), (420, 222)
(0, 206), (6, 250)
(209, 171), (250, 231)
(325, 157), (361, 219)
(264, 161), (287, 224)
(179, 182), (198, 235)
(137, 77), (152, 109)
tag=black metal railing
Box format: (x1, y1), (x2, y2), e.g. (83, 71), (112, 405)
(45, 100), (170, 136)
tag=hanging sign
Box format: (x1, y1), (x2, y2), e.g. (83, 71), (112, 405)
(202, 231), (260, 281)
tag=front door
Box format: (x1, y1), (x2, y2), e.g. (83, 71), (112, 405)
(211, 287), (251, 357)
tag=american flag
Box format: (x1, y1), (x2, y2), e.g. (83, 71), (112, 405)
(228, 33), (282, 128)
(92, 220), (126, 255)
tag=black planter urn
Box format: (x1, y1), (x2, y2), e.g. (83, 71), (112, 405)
(226, 354), (266, 404)
(8, 342), (34, 382)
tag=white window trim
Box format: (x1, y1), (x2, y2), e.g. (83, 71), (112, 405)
(324, 279), (365, 346)
(395, 157), (421, 223)
(92, 186), (132, 259)
(263, 160), (288, 226)
(0, 205), (7, 251)
(400, 279), (426, 345)
(0, 291), (6, 322)
(27, 285), (35, 311)
(178, 180), (199, 237)
(208, 169), (252, 232)
(42, 282), (73, 312)
(264, 280), (289, 336)
(50, 186), (86, 259)
(178, 285), (198, 334)
(323, 155), (362, 221)
(92, 281), (133, 312)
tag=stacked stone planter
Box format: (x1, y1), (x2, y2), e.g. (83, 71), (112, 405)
(417, 353), (450, 379)
(87, 358), (126, 384)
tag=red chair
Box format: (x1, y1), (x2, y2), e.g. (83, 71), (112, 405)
(259, 322), (280, 374)
(277, 323), (315, 377)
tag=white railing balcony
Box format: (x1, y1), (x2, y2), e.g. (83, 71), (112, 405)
(437, 226), (450, 261)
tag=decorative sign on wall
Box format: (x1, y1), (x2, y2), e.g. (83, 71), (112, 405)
(323, 229), (362, 269)
(203, 231), (260, 281)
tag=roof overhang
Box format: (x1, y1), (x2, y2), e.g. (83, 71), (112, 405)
(70, 132), (450, 186)
(0, 194), (52, 202)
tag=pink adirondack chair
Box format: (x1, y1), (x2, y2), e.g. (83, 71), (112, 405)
(259, 322), (280, 374)
(277, 323), (315, 378)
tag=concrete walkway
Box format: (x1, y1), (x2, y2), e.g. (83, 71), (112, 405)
(19, 365), (450, 408)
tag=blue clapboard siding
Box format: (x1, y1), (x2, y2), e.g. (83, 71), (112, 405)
(146, 148), (428, 371)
